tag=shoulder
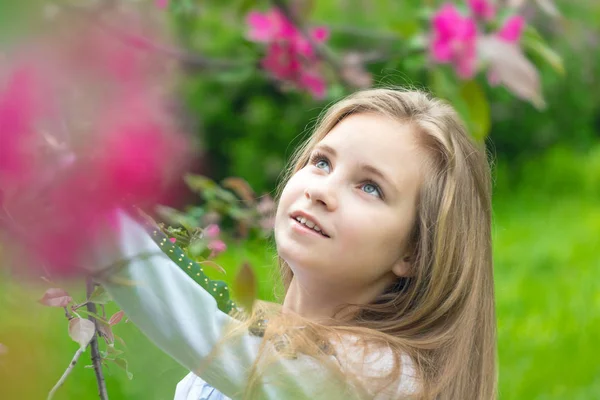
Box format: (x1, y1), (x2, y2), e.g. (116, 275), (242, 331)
(331, 334), (420, 399)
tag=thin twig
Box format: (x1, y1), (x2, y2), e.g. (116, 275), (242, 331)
(272, 0), (345, 74)
(61, 3), (249, 72)
(316, 23), (402, 41)
(86, 279), (109, 400)
(47, 347), (85, 400)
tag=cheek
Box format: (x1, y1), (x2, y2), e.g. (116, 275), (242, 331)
(274, 176), (303, 225)
(342, 212), (410, 256)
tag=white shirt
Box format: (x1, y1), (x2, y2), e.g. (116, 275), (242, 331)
(97, 212), (419, 399)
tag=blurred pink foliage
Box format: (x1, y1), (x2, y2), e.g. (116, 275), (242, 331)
(431, 4), (478, 78)
(430, 1), (532, 95)
(497, 15), (525, 43)
(0, 20), (190, 278)
(203, 224), (220, 239)
(155, 0), (169, 10)
(467, 0), (496, 21)
(246, 8), (330, 99)
(208, 239), (227, 258)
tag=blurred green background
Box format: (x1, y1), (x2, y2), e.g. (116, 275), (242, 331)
(1, 0), (599, 399)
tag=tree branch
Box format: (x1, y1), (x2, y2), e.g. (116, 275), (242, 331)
(271, 0), (346, 78)
(60, 3), (251, 72)
(47, 347), (85, 400)
(86, 279), (109, 400)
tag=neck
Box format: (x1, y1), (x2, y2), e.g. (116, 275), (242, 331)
(281, 274), (393, 324)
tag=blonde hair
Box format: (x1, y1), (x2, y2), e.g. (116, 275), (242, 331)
(221, 88), (496, 400)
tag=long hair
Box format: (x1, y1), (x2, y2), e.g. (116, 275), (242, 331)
(269, 88), (497, 399)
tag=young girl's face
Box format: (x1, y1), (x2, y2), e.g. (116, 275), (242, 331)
(275, 113), (426, 296)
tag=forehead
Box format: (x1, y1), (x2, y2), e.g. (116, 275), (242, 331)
(317, 113), (425, 188)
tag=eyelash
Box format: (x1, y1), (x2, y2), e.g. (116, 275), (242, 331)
(308, 151), (385, 199)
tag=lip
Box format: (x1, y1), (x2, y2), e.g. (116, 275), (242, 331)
(289, 211), (330, 238)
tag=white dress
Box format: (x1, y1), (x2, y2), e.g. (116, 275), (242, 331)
(96, 212), (419, 400)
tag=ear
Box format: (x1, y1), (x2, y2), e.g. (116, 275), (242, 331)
(391, 254), (413, 278)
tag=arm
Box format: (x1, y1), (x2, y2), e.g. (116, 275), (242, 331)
(93, 212), (357, 400)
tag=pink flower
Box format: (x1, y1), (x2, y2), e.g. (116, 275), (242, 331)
(208, 240), (227, 257)
(467, 0), (496, 21)
(246, 9), (296, 42)
(298, 70), (327, 99)
(0, 25), (190, 279)
(204, 224), (221, 239)
(497, 15), (525, 43)
(155, 0), (169, 9)
(430, 4), (478, 79)
(0, 66), (39, 185)
(261, 42), (301, 81)
(169, 237), (177, 243)
(246, 7), (330, 98)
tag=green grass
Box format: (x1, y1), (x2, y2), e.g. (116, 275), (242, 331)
(1, 147), (599, 399)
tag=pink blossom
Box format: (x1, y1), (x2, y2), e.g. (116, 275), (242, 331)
(0, 24), (190, 279)
(204, 224), (221, 239)
(467, 0), (496, 21)
(246, 7), (330, 98)
(497, 15), (525, 43)
(430, 4), (478, 79)
(0, 66), (39, 185)
(208, 240), (227, 257)
(155, 0), (169, 9)
(246, 9), (296, 42)
(298, 70), (327, 99)
(169, 238), (177, 243)
(261, 42), (301, 81)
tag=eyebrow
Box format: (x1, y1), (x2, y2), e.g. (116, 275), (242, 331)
(313, 144), (398, 195)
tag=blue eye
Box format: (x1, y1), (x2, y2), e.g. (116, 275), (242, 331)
(361, 182), (383, 198)
(315, 160), (329, 170)
(310, 152), (331, 173)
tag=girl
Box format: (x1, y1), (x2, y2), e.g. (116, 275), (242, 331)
(94, 89), (497, 399)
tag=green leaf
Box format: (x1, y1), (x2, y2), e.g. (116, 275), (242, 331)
(458, 80), (491, 142)
(87, 286), (111, 305)
(522, 29), (565, 76)
(111, 358), (133, 380)
(184, 174), (218, 194)
(233, 262), (257, 312)
(106, 344), (123, 358)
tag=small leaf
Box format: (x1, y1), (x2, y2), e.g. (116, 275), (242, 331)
(458, 80), (491, 141)
(88, 285), (111, 304)
(109, 310), (125, 326)
(522, 29), (565, 76)
(184, 174), (217, 194)
(112, 358), (133, 380)
(68, 318), (96, 349)
(233, 262), (257, 312)
(97, 323), (115, 344)
(106, 344), (123, 358)
(39, 288), (72, 307)
(478, 36), (545, 109)
(221, 177), (256, 204)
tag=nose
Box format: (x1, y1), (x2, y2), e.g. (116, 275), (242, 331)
(304, 180), (338, 211)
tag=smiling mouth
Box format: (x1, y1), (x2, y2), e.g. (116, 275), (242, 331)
(290, 216), (330, 238)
